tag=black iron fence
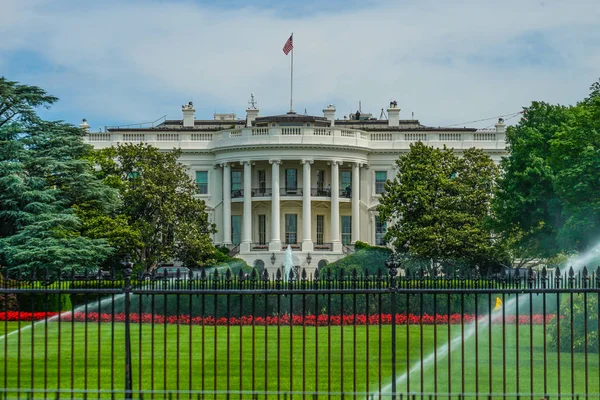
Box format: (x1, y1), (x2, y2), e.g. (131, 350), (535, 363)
(1, 266), (600, 399)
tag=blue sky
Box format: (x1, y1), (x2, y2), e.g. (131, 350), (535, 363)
(1, 0), (599, 129)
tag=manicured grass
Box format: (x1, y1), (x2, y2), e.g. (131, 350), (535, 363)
(1, 320), (599, 398)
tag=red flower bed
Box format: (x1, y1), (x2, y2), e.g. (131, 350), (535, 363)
(0, 311), (557, 326)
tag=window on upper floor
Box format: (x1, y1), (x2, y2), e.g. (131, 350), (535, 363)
(231, 170), (242, 197)
(195, 171), (208, 194)
(375, 171), (387, 194)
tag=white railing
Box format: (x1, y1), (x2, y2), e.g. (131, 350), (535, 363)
(191, 133), (213, 141)
(439, 133), (461, 141)
(281, 127), (301, 135)
(87, 133), (111, 141)
(252, 128), (269, 136)
(86, 126), (505, 151)
(405, 133), (427, 141)
(157, 133), (179, 141)
(474, 132), (496, 141)
(314, 128), (332, 136)
(371, 133), (392, 141)
(122, 133), (145, 142)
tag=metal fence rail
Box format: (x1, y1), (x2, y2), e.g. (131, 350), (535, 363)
(1, 266), (599, 399)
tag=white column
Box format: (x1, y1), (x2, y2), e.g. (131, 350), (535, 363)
(222, 163), (232, 245)
(241, 161), (252, 252)
(331, 160), (342, 252)
(302, 159), (314, 251)
(269, 160), (281, 251)
(351, 162), (360, 244)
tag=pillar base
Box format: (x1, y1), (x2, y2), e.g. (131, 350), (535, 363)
(302, 241), (314, 252)
(239, 242), (251, 253)
(269, 241), (282, 252)
(332, 242), (343, 252)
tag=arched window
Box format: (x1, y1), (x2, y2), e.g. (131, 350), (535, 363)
(254, 259), (265, 275)
(317, 259), (328, 270)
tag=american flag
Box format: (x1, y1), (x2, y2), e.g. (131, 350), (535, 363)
(282, 34), (293, 55)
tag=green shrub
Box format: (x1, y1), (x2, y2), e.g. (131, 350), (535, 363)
(548, 294), (598, 353)
(321, 245), (392, 276)
(16, 293), (71, 312)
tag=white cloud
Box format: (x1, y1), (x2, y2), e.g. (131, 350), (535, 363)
(1, 0), (599, 127)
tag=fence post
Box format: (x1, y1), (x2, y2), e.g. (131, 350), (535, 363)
(123, 266), (133, 399)
(386, 254), (399, 400)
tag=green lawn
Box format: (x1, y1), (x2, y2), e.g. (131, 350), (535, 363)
(1, 320), (599, 398)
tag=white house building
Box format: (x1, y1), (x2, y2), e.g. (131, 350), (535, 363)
(83, 100), (507, 272)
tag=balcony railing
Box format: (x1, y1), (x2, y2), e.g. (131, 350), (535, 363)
(280, 188), (303, 196)
(313, 243), (333, 251)
(282, 244), (301, 251)
(87, 126), (506, 152)
(231, 189), (244, 199)
(252, 187), (272, 197)
(311, 188), (331, 197)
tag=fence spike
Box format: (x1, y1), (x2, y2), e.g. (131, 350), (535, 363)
(213, 269), (220, 280)
(276, 268), (282, 280)
(251, 268), (258, 280)
(262, 268), (269, 282)
(314, 268), (320, 280)
(301, 268), (307, 280)
(201, 268), (207, 280)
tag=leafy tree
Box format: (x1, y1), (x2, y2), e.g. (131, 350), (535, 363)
(493, 80), (600, 256)
(378, 142), (504, 272)
(0, 78), (115, 275)
(91, 144), (216, 270)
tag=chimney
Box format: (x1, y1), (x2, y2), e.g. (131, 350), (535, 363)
(495, 117), (506, 133)
(182, 101), (195, 127)
(79, 118), (90, 132)
(323, 104), (336, 126)
(387, 101), (400, 127)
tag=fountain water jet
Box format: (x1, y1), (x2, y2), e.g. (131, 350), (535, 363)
(376, 240), (600, 398)
(282, 245), (297, 282)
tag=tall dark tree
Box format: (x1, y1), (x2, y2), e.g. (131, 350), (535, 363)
(91, 144), (217, 271)
(493, 80), (600, 257)
(378, 142), (504, 272)
(0, 77), (115, 275)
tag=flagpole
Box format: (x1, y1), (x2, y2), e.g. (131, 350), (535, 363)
(290, 33), (294, 113)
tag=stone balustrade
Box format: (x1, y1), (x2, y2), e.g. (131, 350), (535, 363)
(85, 126), (506, 151)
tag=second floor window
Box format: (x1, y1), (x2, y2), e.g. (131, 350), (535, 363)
(195, 171), (208, 194)
(286, 169), (297, 192)
(375, 171), (387, 194)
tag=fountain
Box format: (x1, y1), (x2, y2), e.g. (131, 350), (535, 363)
(282, 245), (298, 282)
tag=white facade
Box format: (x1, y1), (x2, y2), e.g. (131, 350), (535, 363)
(85, 101), (507, 273)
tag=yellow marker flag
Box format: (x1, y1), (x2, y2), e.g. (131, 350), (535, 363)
(493, 297), (502, 311)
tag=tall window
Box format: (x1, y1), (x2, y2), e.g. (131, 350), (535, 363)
(341, 170), (352, 198)
(285, 214), (297, 244)
(316, 170), (325, 194)
(195, 171), (208, 194)
(375, 171), (387, 194)
(231, 170), (242, 197)
(231, 215), (242, 245)
(341, 216), (352, 245)
(316, 215), (324, 245)
(258, 170), (266, 195)
(258, 214), (266, 245)
(375, 215), (387, 246)
(285, 169), (297, 193)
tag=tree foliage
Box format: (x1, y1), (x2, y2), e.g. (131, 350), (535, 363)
(0, 77), (115, 274)
(493, 80), (600, 256)
(91, 144), (217, 270)
(378, 142), (504, 272)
